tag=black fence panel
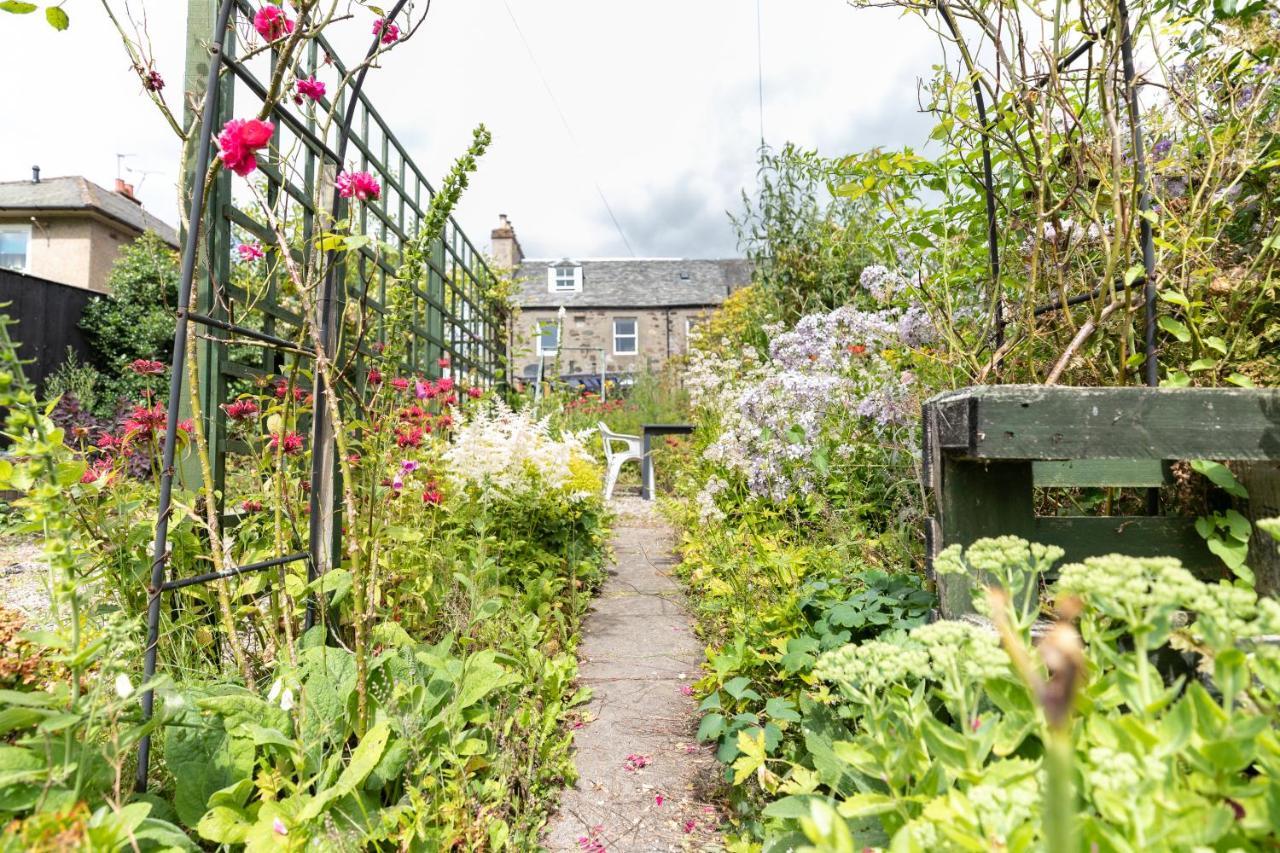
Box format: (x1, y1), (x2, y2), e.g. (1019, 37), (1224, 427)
(0, 268), (93, 394)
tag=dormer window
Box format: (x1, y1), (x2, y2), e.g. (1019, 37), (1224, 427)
(547, 261), (582, 293)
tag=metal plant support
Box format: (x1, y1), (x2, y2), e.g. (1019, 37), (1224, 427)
(934, 1), (1158, 384)
(135, 0), (505, 791)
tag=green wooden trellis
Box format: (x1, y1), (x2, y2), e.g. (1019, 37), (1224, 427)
(185, 0), (505, 499)
(136, 0), (506, 791)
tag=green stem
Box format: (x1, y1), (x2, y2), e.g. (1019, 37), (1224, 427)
(1043, 727), (1075, 853)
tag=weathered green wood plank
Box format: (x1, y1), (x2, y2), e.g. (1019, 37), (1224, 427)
(934, 458), (1035, 618)
(926, 385), (1280, 461)
(1032, 459), (1170, 487)
(1033, 516), (1215, 570)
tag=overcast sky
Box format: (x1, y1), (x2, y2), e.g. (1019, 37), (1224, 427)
(0, 0), (938, 260)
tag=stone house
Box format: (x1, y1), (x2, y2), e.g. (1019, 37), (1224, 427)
(0, 169), (179, 293)
(490, 215), (751, 380)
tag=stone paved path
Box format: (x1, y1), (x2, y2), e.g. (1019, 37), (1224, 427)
(544, 497), (722, 852)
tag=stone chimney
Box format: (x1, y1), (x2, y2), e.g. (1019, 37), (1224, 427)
(490, 214), (523, 270)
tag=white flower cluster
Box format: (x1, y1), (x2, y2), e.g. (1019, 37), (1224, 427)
(859, 264), (909, 303)
(443, 401), (594, 501)
(695, 474), (729, 524)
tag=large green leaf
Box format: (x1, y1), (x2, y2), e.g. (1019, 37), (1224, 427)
(296, 721), (392, 823)
(456, 650), (514, 710)
(164, 717), (254, 828)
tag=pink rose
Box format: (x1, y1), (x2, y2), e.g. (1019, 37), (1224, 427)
(254, 5), (294, 41)
(295, 76), (325, 103)
(216, 118), (274, 177)
(237, 242), (265, 261)
(372, 17), (400, 44)
(334, 170), (381, 202)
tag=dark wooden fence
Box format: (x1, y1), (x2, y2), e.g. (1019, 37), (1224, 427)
(0, 268), (94, 393)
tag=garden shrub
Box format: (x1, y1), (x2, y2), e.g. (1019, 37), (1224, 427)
(79, 232), (179, 412)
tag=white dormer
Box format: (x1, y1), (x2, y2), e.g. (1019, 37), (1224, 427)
(547, 260), (583, 293)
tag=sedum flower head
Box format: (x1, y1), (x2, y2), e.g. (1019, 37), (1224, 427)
(911, 619), (1010, 682)
(814, 636), (929, 696)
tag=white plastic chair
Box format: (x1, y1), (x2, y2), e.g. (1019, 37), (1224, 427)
(599, 421), (642, 500)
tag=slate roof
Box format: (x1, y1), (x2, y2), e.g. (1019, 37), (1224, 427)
(0, 176), (179, 247)
(516, 258), (752, 309)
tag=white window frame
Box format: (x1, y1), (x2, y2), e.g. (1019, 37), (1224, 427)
(0, 224), (32, 273)
(612, 317), (638, 355)
(536, 320), (559, 356)
(546, 262), (583, 293)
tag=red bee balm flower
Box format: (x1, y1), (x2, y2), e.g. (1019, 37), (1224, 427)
(217, 118), (274, 177)
(396, 427), (424, 448)
(129, 359), (166, 376)
(253, 4), (294, 41)
(335, 170), (381, 202)
(367, 368), (383, 385)
(241, 499), (263, 513)
(295, 76), (325, 103)
(143, 69), (164, 92)
(422, 488), (443, 505)
(122, 404), (167, 443)
(224, 399), (260, 421)
(467, 386), (483, 399)
(390, 377), (410, 392)
(437, 355), (450, 369)
(270, 431), (304, 455)
(372, 17), (400, 44)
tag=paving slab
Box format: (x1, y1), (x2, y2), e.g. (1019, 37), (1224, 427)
(543, 497), (722, 852)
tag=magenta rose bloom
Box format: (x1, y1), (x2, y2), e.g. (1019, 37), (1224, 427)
(254, 5), (294, 41)
(216, 118), (274, 176)
(334, 170), (381, 202)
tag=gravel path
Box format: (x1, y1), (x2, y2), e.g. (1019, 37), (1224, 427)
(0, 535), (51, 623)
(543, 496), (722, 852)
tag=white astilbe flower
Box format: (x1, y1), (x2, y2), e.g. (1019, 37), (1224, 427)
(443, 401), (595, 502)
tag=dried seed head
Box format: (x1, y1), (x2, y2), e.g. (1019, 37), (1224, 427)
(1038, 621), (1084, 730)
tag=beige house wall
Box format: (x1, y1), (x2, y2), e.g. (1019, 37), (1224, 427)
(515, 306), (716, 378)
(1, 213), (143, 293)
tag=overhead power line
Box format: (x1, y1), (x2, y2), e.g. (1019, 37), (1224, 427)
(499, 0), (637, 257)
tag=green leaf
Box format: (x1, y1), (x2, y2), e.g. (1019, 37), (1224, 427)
(765, 696), (801, 723)
(1214, 649), (1249, 706)
(165, 716), (254, 827)
(1187, 358), (1218, 372)
(44, 5), (68, 29)
(696, 713), (725, 742)
(0, 2), (38, 13)
(1226, 373), (1256, 388)
(456, 650), (514, 710)
(1158, 316), (1191, 343)
(296, 722), (391, 822)
(196, 805), (253, 845)
(1190, 460), (1248, 498)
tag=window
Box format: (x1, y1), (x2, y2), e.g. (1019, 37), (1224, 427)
(0, 225), (31, 272)
(536, 320), (559, 356)
(554, 266), (576, 291)
(546, 262), (582, 293)
(685, 316), (701, 342)
(613, 317), (638, 355)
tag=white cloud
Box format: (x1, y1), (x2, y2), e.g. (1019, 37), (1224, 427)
(0, 0), (938, 259)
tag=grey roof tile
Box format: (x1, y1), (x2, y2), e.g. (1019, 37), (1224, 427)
(516, 257), (752, 308)
(0, 176), (179, 246)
